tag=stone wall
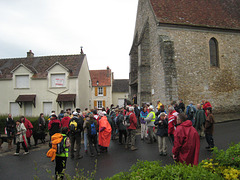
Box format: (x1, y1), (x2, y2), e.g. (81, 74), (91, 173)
(129, 0), (240, 113)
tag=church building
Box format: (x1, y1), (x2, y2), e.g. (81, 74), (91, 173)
(129, 0), (240, 114)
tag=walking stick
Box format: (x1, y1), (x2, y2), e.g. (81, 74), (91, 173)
(22, 134), (28, 148)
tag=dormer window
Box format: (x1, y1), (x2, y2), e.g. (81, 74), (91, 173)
(51, 74), (66, 87)
(15, 75), (29, 88)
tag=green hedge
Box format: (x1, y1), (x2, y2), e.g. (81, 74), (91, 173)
(105, 160), (223, 180)
(0, 115), (49, 134)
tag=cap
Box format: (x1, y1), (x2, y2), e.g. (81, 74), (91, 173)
(73, 111), (78, 116)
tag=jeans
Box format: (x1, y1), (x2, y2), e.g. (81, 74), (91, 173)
(205, 133), (214, 148)
(157, 136), (167, 153)
(84, 132), (88, 151)
(140, 123), (148, 139)
(16, 142), (28, 153)
(70, 133), (81, 157)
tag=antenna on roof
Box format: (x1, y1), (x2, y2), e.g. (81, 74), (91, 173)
(80, 46), (84, 54)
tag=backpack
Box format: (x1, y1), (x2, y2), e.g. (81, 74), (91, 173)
(123, 113), (132, 126)
(189, 105), (195, 117)
(56, 136), (66, 154)
(46, 133), (65, 161)
(90, 122), (97, 135)
(69, 120), (77, 133)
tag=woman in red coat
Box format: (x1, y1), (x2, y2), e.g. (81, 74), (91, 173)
(20, 116), (33, 147)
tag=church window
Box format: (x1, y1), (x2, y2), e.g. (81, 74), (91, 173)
(209, 38), (219, 67)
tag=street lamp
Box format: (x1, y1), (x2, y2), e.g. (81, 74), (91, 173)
(96, 80), (99, 86)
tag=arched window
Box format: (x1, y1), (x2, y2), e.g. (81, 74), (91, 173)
(209, 38), (219, 67)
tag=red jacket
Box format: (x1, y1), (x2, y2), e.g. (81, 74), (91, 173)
(172, 120), (200, 166)
(167, 110), (178, 135)
(23, 118), (33, 138)
(61, 116), (71, 128)
(127, 112), (137, 130)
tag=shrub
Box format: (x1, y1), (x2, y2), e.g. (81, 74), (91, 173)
(199, 142), (240, 180)
(106, 160), (223, 180)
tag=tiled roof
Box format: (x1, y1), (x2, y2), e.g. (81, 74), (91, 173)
(0, 53), (85, 79)
(90, 68), (112, 87)
(150, 0), (240, 30)
(112, 79), (129, 93)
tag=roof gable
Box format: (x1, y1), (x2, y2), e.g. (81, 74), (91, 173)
(90, 68), (112, 87)
(150, 0), (240, 30)
(0, 54), (85, 79)
(11, 63), (37, 74)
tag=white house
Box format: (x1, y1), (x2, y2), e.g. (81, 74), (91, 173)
(0, 50), (91, 117)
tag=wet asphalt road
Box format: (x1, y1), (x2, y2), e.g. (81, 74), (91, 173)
(1, 120), (240, 180)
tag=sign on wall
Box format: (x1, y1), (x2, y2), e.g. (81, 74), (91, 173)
(51, 74), (65, 87)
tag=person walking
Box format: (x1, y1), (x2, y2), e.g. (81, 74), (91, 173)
(172, 114), (200, 166)
(154, 112), (168, 156)
(14, 120), (29, 156)
(55, 127), (70, 179)
(5, 113), (15, 149)
(204, 107), (215, 151)
(116, 109), (127, 145)
(98, 112), (112, 153)
(194, 104), (206, 138)
(167, 105), (178, 145)
(20, 116), (33, 148)
(85, 114), (100, 157)
(126, 106), (138, 150)
(144, 105), (156, 144)
(69, 112), (84, 159)
(140, 106), (148, 140)
(37, 113), (46, 144)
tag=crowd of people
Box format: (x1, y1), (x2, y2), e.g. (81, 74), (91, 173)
(4, 99), (215, 179)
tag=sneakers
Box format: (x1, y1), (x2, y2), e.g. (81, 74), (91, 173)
(163, 152), (167, 156)
(14, 153), (19, 156)
(77, 155), (83, 159)
(23, 152), (29, 155)
(131, 146), (138, 151)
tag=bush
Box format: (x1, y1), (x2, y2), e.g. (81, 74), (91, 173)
(200, 142), (240, 180)
(0, 115), (49, 134)
(106, 160), (223, 180)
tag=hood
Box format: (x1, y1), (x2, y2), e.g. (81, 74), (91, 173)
(180, 120), (193, 127)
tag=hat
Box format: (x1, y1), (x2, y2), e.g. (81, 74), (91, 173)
(102, 111), (107, 115)
(73, 111), (78, 116)
(51, 113), (57, 117)
(149, 105), (154, 110)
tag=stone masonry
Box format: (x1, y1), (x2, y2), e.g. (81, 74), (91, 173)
(129, 0), (240, 114)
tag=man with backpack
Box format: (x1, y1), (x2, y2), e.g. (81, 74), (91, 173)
(116, 109), (127, 145)
(85, 114), (100, 157)
(69, 111), (83, 159)
(186, 102), (197, 126)
(144, 105), (157, 144)
(46, 127), (70, 179)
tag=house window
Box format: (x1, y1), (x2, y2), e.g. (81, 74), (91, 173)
(209, 38), (219, 67)
(98, 87), (103, 96)
(24, 102), (32, 116)
(97, 101), (103, 109)
(51, 74), (65, 87)
(10, 102), (20, 117)
(16, 75), (29, 88)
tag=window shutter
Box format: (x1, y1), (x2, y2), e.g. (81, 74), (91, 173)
(95, 87), (98, 96)
(103, 87), (106, 96)
(94, 101), (97, 107)
(103, 100), (105, 107)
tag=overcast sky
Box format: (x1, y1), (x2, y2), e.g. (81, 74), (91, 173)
(0, 0), (138, 79)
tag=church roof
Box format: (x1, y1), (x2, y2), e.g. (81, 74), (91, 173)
(112, 79), (129, 93)
(0, 53), (85, 79)
(90, 68), (112, 87)
(150, 0), (240, 30)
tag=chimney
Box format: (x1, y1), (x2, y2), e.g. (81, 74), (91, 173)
(107, 66), (110, 77)
(27, 50), (34, 58)
(80, 46), (84, 54)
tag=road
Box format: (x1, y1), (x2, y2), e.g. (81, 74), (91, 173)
(0, 120), (240, 180)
